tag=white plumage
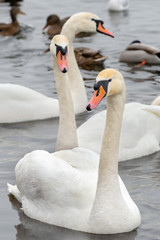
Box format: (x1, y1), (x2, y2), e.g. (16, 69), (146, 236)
(108, 0), (129, 11)
(78, 102), (160, 161)
(8, 65), (141, 234)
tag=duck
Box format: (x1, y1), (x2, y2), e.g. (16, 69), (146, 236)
(0, 12), (114, 123)
(42, 14), (70, 37)
(108, 0), (129, 11)
(7, 41), (141, 233)
(74, 47), (108, 70)
(119, 40), (160, 65)
(0, 7), (25, 36)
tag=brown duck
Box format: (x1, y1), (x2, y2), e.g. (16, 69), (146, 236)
(42, 14), (69, 37)
(0, 7), (25, 36)
(74, 47), (108, 70)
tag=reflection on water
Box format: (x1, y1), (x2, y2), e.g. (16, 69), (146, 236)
(0, 0), (160, 239)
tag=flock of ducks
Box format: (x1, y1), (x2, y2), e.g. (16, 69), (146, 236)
(0, 2), (160, 236)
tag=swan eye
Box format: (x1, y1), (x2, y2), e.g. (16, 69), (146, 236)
(91, 18), (104, 25)
(91, 18), (104, 28)
(93, 79), (112, 96)
(55, 45), (68, 56)
(94, 82), (99, 91)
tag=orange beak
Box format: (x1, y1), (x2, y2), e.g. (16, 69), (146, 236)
(86, 86), (106, 111)
(97, 21), (114, 38)
(57, 50), (68, 73)
(18, 10), (26, 15)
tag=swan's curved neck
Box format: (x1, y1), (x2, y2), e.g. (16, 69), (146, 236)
(90, 89), (125, 217)
(99, 93), (125, 176)
(61, 25), (88, 113)
(52, 57), (78, 151)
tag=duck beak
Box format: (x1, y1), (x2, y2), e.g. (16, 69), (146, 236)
(57, 51), (68, 73)
(42, 23), (48, 31)
(19, 10), (26, 15)
(97, 21), (114, 38)
(86, 86), (106, 111)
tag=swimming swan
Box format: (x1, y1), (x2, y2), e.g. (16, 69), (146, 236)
(61, 12), (114, 113)
(108, 0), (129, 11)
(0, 12), (114, 123)
(78, 101), (160, 161)
(119, 40), (160, 65)
(8, 64), (141, 234)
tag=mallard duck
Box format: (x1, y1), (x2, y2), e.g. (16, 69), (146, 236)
(42, 14), (69, 37)
(119, 40), (160, 64)
(74, 47), (108, 70)
(0, 7), (25, 36)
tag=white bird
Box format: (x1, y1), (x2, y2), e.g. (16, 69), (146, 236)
(152, 96), (160, 106)
(0, 84), (59, 123)
(0, 12), (114, 124)
(8, 38), (141, 234)
(61, 12), (114, 114)
(78, 102), (160, 161)
(108, 0), (129, 11)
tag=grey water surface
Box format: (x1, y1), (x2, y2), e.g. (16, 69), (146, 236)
(0, 0), (160, 239)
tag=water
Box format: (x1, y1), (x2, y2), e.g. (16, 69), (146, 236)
(0, 0), (160, 239)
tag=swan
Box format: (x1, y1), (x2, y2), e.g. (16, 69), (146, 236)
(108, 0), (129, 11)
(119, 40), (160, 65)
(0, 7), (25, 36)
(152, 96), (160, 106)
(0, 84), (60, 123)
(78, 101), (160, 161)
(61, 12), (114, 113)
(0, 12), (114, 123)
(8, 64), (141, 234)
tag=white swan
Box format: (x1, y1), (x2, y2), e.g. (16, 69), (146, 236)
(108, 0), (129, 11)
(0, 84), (59, 123)
(61, 12), (114, 113)
(152, 96), (160, 106)
(78, 102), (160, 161)
(8, 43), (141, 234)
(55, 14), (160, 161)
(0, 12), (114, 124)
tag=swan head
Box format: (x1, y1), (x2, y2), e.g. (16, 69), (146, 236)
(50, 34), (69, 73)
(62, 12), (114, 38)
(86, 68), (125, 111)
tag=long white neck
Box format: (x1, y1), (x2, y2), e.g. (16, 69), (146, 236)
(52, 56), (78, 151)
(90, 88), (125, 218)
(61, 24), (88, 114)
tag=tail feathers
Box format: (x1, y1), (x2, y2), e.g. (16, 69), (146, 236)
(143, 105), (160, 118)
(7, 183), (22, 203)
